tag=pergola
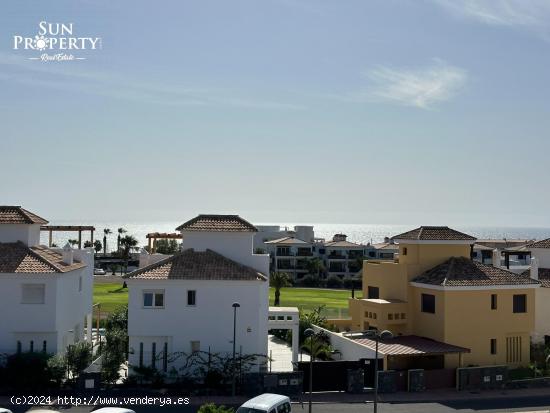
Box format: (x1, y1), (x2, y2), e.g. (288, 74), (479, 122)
(146, 232), (182, 253)
(41, 225), (95, 249)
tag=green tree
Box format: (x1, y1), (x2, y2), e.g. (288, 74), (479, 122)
(93, 239), (103, 254)
(102, 306), (128, 385)
(83, 240), (93, 248)
(120, 235), (139, 273)
(305, 257), (324, 276)
(117, 227), (127, 251)
(270, 271), (292, 306)
(66, 341), (92, 380)
(155, 239), (180, 254)
(103, 228), (112, 255)
(47, 353), (67, 386)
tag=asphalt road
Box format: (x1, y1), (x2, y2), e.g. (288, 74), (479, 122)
(3, 395), (550, 413)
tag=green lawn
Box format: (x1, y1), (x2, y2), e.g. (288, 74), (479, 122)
(93, 283), (354, 318)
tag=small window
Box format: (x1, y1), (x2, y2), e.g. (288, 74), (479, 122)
(421, 293), (436, 314)
(143, 291), (164, 308)
(373, 313), (377, 320)
(191, 341), (200, 353)
(17, 341), (21, 353)
(394, 313), (400, 320)
(388, 313), (393, 320)
(30, 340), (34, 352)
(152, 342), (156, 368)
(490, 338), (497, 355)
(78, 276), (82, 292)
(401, 313), (406, 320)
(139, 342), (144, 367)
(42, 340), (47, 353)
(491, 294), (497, 310)
(187, 290), (196, 306)
(277, 402), (291, 413)
(402, 247), (408, 256)
(513, 294), (527, 313)
(367, 286), (380, 299)
(163, 342), (168, 372)
(21, 284), (45, 304)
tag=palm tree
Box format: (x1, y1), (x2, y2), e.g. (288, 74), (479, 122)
(103, 228), (112, 256)
(119, 235), (138, 273)
(68, 239), (79, 247)
(305, 257), (324, 277)
(117, 227), (127, 251)
(270, 272), (292, 306)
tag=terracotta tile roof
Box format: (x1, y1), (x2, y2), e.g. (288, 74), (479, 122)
(412, 256), (540, 287)
(0, 206), (48, 225)
(175, 214), (257, 232)
(528, 238), (550, 249)
(352, 335), (469, 356)
(372, 242), (399, 251)
(124, 248), (267, 281)
(392, 226), (476, 241)
(521, 268), (550, 288)
(324, 240), (363, 248)
(265, 237), (310, 245)
(0, 242), (85, 273)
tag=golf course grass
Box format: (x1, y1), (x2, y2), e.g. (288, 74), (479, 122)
(93, 282), (356, 318)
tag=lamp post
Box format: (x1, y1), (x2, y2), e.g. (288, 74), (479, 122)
(304, 328), (316, 413)
(232, 302), (240, 397)
(364, 329), (393, 413)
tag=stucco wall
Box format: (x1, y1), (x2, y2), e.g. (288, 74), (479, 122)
(0, 224), (41, 246)
(534, 288), (550, 344)
(399, 243), (471, 280)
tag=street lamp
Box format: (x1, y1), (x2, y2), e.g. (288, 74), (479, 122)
(304, 328), (316, 413)
(232, 302), (241, 397)
(364, 329), (393, 413)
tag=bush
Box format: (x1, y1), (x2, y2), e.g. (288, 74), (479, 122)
(343, 276), (362, 290)
(297, 274), (322, 288)
(198, 404), (234, 413)
(155, 239), (180, 254)
(5, 352), (53, 389)
(66, 341), (93, 380)
(326, 275), (343, 289)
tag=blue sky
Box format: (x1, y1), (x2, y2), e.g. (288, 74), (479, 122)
(1, 0), (549, 226)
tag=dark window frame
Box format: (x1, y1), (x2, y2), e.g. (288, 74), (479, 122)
(367, 286), (380, 299)
(513, 294), (527, 313)
(421, 293), (436, 314)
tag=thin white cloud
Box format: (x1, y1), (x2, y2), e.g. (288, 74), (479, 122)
(0, 53), (306, 110)
(363, 59), (467, 109)
(431, 0), (550, 39)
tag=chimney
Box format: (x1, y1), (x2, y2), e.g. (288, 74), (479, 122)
(492, 249), (501, 268)
(62, 242), (74, 265)
(531, 257), (539, 280)
(333, 233), (347, 242)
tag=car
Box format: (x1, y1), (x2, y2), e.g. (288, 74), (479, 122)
(26, 410), (60, 413)
(94, 268), (107, 275)
(237, 393), (291, 413)
(92, 408), (136, 413)
(0, 408), (13, 413)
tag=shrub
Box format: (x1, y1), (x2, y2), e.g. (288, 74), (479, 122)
(66, 341), (93, 380)
(5, 352), (53, 389)
(326, 275), (343, 289)
(198, 404), (234, 413)
(155, 239), (180, 254)
(297, 274), (322, 288)
(47, 354), (67, 386)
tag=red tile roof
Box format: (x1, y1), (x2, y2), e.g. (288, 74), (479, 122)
(0, 206), (48, 225)
(124, 248), (267, 281)
(175, 215), (257, 232)
(352, 335), (470, 356)
(412, 256), (540, 287)
(392, 226), (476, 241)
(0, 242), (85, 273)
(528, 238), (550, 249)
(521, 268), (550, 288)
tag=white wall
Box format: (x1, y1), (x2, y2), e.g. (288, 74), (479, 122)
(0, 224), (41, 246)
(531, 248), (550, 268)
(312, 325), (378, 360)
(127, 278), (268, 371)
(534, 288), (550, 344)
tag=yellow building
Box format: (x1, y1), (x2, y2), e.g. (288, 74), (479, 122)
(348, 226), (540, 368)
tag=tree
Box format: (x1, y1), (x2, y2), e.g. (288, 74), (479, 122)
(305, 257), (325, 277)
(103, 228), (112, 255)
(117, 227), (127, 251)
(47, 354), (66, 386)
(270, 272), (292, 306)
(102, 306), (128, 385)
(83, 240), (93, 248)
(301, 331), (338, 361)
(198, 404), (234, 413)
(93, 239), (103, 254)
(155, 239), (179, 254)
(66, 341), (93, 380)
(68, 239), (79, 247)
(120, 235), (138, 273)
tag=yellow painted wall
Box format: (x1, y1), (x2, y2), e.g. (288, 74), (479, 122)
(443, 289), (534, 367)
(362, 261), (408, 301)
(409, 286), (446, 342)
(399, 243), (471, 280)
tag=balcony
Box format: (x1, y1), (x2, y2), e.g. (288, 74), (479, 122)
(359, 298), (408, 326)
(296, 250), (313, 257)
(327, 253), (347, 260)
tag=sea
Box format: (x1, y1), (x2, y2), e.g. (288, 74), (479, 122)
(40, 221), (550, 252)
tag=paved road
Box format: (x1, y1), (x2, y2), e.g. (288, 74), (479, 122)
(3, 394), (550, 413)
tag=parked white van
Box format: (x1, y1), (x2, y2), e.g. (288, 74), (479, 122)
(236, 393), (291, 413)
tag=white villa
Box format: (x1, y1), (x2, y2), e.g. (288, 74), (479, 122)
(125, 214), (270, 373)
(0, 206), (94, 355)
(523, 238), (550, 345)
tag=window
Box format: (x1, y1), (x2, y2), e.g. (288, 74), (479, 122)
(401, 313), (406, 320)
(513, 294), (527, 313)
(367, 286), (380, 299)
(78, 276), (82, 292)
(388, 313), (393, 320)
(21, 284), (45, 304)
(152, 343), (156, 369)
(187, 290), (196, 306)
(277, 402), (291, 413)
(42, 340), (47, 353)
(368, 251), (376, 258)
(191, 341), (200, 353)
(402, 247), (408, 256)
(490, 339), (497, 355)
(491, 294), (497, 310)
(421, 294), (436, 314)
(506, 336), (523, 363)
(163, 342), (168, 372)
(143, 290), (164, 308)
(139, 342), (144, 367)
(30, 340), (34, 352)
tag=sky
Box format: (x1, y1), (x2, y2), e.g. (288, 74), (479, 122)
(0, 0), (549, 226)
